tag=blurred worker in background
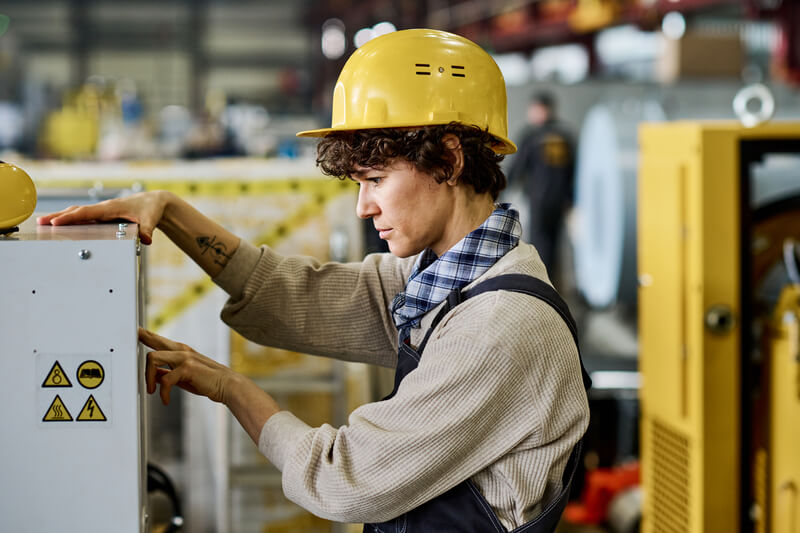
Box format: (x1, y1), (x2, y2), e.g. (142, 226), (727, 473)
(507, 91), (576, 284)
(38, 29), (589, 532)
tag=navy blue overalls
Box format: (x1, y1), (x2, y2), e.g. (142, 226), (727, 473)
(364, 274), (592, 533)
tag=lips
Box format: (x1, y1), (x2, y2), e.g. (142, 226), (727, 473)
(376, 228), (391, 239)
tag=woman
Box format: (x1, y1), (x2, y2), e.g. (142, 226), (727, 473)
(39, 29), (589, 532)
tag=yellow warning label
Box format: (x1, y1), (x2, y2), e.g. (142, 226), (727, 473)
(43, 395), (73, 422)
(42, 361), (72, 388)
(76, 395), (107, 421)
(76, 360), (104, 389)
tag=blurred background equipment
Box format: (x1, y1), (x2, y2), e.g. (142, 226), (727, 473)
(573, 99), (665, 312)
(148, 462), (185, 533)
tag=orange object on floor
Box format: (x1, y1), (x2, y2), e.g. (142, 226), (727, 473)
(563, 461), (640, 525)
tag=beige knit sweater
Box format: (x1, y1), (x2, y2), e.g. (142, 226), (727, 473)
(213, 240), (589, 529)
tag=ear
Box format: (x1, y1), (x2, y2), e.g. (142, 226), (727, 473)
(442, 133), (464, 185)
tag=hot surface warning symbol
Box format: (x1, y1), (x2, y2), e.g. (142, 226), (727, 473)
(77, 395), (107, 421)
(42, 361), (72, 387)
(76, 360), (104, 389)
(43, 395), (73, 422)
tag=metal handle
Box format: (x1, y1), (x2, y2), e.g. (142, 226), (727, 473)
(705, 304), (736, 335)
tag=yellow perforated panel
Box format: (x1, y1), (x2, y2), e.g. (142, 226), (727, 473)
(649, 419), (690, 533)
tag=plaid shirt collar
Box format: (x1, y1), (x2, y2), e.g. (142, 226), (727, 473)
(390, 203), (521, 329)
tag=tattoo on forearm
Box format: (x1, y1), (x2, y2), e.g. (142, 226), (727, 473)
(196, 235), (232, 267)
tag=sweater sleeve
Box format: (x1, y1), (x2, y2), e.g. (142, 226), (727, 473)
(257, 290), (588, 524)
(212, 240), (415, 368)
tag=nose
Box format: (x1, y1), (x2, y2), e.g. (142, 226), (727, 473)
(356, 183), (379, 219)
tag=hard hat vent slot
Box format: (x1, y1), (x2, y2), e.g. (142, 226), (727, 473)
(451, 65), (465, 78)
(415, 63), (431, 75)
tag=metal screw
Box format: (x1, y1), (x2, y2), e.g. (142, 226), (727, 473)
(78, 249), (91, 260)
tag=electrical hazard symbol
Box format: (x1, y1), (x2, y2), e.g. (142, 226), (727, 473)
(43, 395), (73, 422)
(42, 361), (72, 387)
(76, 360), (104, 389)
(76, 395), (107, 422)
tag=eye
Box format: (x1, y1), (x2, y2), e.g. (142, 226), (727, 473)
(368, 177), (383, 186)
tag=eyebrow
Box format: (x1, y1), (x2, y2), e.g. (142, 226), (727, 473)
(351, 168), (385, 179)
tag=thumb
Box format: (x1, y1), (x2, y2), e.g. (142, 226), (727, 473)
(139, 223), (155, 245)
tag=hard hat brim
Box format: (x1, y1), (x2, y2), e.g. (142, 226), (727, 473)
(297, 125), (517, 155)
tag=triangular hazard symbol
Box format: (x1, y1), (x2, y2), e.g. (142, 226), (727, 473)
(42, 361), (72, 387)
(76, 395), (107, 421)
(43, 395), (73, 422)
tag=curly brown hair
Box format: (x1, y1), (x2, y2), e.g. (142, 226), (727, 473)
(315, 123), (507, 200)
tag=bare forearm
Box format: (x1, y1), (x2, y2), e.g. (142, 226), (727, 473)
(224, 373), (281, 444)
(156, 192), (241, 278)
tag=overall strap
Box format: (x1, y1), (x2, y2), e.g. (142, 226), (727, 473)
(418, 273), (591, 390)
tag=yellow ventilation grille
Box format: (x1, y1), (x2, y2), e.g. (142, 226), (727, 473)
(650, 419), (691, 532)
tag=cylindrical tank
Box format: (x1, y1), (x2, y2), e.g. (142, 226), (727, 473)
(573, 100), (665, 309)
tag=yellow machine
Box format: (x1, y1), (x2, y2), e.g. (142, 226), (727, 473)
(638, 122), (800, 532)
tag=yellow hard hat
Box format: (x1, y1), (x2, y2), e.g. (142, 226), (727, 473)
(298, 29), (516, 154)
(0, 162), (37, 231)
(42, 108), (99, 159)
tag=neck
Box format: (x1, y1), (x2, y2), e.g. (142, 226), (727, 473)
(432, 190), (495, 256)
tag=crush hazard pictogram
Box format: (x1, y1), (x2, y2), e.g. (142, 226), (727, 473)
(42, 361), (72, 387)
(76, 360), (104, 389)
(43, 395), (73, 422)
(76, 395), (107, 421)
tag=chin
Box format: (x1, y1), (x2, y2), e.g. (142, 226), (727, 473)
(388, 247), (411, 258)
(387, 242), (424, 258)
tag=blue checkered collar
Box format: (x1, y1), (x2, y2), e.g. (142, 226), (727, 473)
(390, 203), (522, 330)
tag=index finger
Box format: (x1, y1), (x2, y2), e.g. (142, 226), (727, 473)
(138, 327), (190, 352)
(48, 203), (125, 226)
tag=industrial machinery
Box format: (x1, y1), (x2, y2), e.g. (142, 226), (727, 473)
(638, 121), (800, 532)
(0, 217), (148, 532)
